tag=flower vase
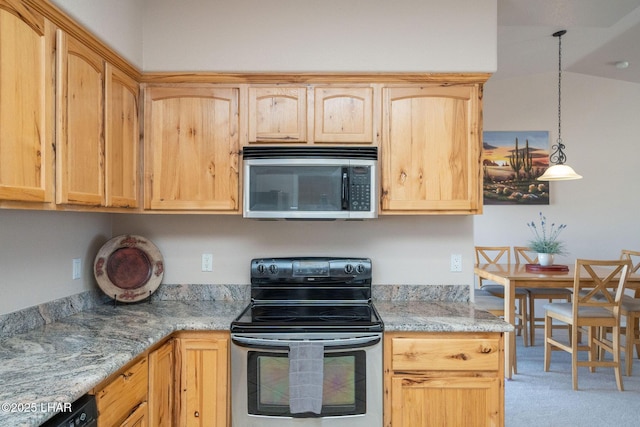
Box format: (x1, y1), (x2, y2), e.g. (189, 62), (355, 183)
(538, 253), (554, 266)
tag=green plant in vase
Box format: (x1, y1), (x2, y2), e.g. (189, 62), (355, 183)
(527, 212), (567, 266)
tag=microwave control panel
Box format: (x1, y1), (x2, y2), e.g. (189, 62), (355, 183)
(349, 166), (371, 211)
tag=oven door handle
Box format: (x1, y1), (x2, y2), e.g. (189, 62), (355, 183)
(231, 335), (381, 350)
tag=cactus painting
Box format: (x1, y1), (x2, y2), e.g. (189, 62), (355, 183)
(482, 131), (550, 205)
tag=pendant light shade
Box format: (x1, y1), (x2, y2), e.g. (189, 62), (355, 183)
(538, 30), (582, 181)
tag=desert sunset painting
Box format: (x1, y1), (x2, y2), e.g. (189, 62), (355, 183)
(482, 131), (550, 205)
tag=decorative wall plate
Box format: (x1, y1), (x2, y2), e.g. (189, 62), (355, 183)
(94, 234), (164, 302)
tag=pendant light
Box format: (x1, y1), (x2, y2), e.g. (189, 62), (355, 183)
(538, 30), (583, 181)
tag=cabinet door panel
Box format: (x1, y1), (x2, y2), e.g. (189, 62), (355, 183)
(314, 87), (373, 143)
(0, 3), (54, 202)
(105, 64), (139, 208)
(382, 85), (481, 213)
(148, 340), (174, 427)
(391, 376), (501, 427)
(176, 335), (229, 427)
(145, 87), (239, 210)
(248, 87), (306, 142)
(56, 30), (104, 205)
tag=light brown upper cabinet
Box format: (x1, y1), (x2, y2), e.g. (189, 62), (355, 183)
(314, 87), (374, 143)
(248, 86), (307, 143)
(0, 1), (55, 203)
(381, 84), (483, 214)
(105, 64), (140, 208)
(144, 85), (240, 211)
(56, 30), (105, 206)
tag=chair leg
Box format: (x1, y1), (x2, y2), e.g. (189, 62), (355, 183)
(613, 325), (624, 392)
(587, 327), (597, 373)
(572, 324), (579, 391)
(528, 295), (535, 346)
(544, 313), (551, 372)
(519, 297), (529, 347)
(625, 316), (636, 376)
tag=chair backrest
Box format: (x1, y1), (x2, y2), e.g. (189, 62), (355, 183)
(573, 259), (630, 321)
(513, 246), (538, 264)
(620, 249), (640, 297)
(620, 249), (640, 274)
(474, 246), (511, 265)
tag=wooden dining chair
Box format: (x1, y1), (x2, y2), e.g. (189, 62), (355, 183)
(475, 246), (529, 346)
(514, 246), (573, 346)
(619, 249), (640, 376)
(544, 259), (630, 391)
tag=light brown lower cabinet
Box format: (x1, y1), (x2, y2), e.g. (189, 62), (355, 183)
(93, 331), (229, 427)
(94, 354), (148, 427)
(175, 331), (230, 427)
(384, 332), (504, 427)
(148, 338), (175, 427)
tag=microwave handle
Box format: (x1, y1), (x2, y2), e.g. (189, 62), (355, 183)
(341, 168), (349, 210)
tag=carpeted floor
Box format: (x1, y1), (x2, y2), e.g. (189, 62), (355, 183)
(505, 329), (640, 426)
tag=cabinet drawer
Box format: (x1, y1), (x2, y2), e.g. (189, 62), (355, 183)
(95, 356), (148, 426)
(391, 337), (500, 371)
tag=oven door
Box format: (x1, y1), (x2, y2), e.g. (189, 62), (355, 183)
(231, 333), (382, 427)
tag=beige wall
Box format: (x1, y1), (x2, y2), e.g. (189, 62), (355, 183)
(475, 72), (640, 264)
(0, 210), (111, 314)
(111, 215), (474, 286)
(52, 0), (144, 67)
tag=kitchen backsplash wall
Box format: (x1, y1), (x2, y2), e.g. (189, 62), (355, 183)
(112, 214), (475, 286)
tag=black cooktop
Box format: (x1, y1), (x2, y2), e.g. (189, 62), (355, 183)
(231, 257), (383, 334)
(231, 302), (383, 334)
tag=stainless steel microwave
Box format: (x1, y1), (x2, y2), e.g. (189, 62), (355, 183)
(242, 146), (377, 219)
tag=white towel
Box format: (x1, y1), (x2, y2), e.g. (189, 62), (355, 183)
(288, 341), (324, 415)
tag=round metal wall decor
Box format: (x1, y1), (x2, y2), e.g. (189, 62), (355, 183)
(94, 234), (164, 302)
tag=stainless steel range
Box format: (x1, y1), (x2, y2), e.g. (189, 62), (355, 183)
(231, 257), (383, 427)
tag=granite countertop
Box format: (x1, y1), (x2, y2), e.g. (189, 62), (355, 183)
(0, 299), (510, 427)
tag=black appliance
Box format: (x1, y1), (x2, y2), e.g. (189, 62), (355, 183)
(40, 394), (97, 427)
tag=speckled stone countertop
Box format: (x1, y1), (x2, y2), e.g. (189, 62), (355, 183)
(375, 300), (512, 333)
(0, 297), (510, 426)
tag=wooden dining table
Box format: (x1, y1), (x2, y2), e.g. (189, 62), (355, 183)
(474, 262), (640, 379)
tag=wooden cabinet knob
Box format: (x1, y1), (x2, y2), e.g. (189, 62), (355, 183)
(194, 411), (200, 417)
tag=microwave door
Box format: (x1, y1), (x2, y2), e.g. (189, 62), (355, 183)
(245, 162), (349, 218)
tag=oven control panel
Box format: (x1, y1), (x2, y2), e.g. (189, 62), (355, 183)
(251, 257), (371, 283)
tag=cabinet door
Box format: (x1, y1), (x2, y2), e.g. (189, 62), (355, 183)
(144, 86), (239, 210)
(382, 85), (482, 213)
(105, 64), (139, 208)
(248, 87), (306, 142)
(0, 2), (54, 203)
(314, 87), (373, 143)
(390, 376), (501, 427)
(56, 30), (105, 205)
(176, 333), (229, 427)
(95, 356), (148, 427)
(148, 339), (174, 427)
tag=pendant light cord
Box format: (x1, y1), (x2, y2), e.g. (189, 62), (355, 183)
(552, 30), (567, 165)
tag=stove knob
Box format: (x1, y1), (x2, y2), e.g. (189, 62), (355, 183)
(356, 264), (366, 274)
(256, 264), (267, 275)
(268, 264), (279, 274)
(344, 264), (354, 274)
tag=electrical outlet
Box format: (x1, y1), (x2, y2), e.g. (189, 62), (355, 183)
(202, 253), (213, 272)
(72, 258), (81, 280)
(450, 254), (462, 272)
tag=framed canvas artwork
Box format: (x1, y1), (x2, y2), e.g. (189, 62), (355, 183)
(482, 131), (550, 205)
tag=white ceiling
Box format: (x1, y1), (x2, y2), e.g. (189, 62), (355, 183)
(495, 0), (640, 83)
